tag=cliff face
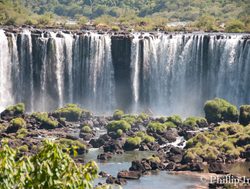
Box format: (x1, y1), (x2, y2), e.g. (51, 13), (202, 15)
(0, 29), (250, 116)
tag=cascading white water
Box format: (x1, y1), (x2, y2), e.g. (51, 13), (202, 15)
(0, 30), (13, 112)
(131, 34), (140, 112)
(0, 30), (249, 116)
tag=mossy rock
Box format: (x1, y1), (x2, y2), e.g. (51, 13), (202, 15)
(57, 138), (87, 155)
(16, 128), (28, 139)
(107, 120), (131, 133)
(204, 98), (239, 123)
(32, 112), (58, 129)
(136, 131), (155, 143)
(183, 117), (208, 129)
(6, 103), (25, 115)
(239, 105), (250, 126)
(81, 125), (92, 133)
(113, 109), (124, 120)
(147, 121), (167, 134)
(124, 136), (142, 151)
(116, 129), (123, 137)
(121, 114), (137, 125)
(54, 104), (91, 122)
(167, 115), (182, 127)
(7, 118), (26, 133)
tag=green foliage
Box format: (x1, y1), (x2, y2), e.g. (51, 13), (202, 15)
(54, 104), (90, 122)
(136, 131), (155, 143)
(116, 129), (123, 137)
(6, 103), (25, 114)
(138, 113), (149, 121)
(0, 140), (98, 189)
(147, 121), (167, 133)
(239, 105), (250, 126)
(32, 112), (58, 129)
(77, 16), (88, 25)
(167, 115), (182, 127)
(204, 98), (239, 123)
(111, 25), (120, 31)
(57, 138), (87, 155)
(107, 120), (131, 133)
(10, 117), (26, 129)
(121, 114), (137, 124)
(225, 19), (245, 32)
(195, 15), (219, 31)
(183, 117), (207, 128)
(113, 109), (124, 120)
(16, 128), (28, 139)
(186, 123), (250, 162)
(81, 125), (92, 133)
(126, 136), (142, 146)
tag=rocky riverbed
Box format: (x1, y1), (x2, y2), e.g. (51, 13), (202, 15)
(0, 100), (250, 189)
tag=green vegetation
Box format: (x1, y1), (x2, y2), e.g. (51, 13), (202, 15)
(113, 109), (124, 120)
(10, 117), (26, 130)
(185, 123), (250, 162)
(0, 140), (98, 189)
(136, 131), (155, 143)
(32, 112), (59, 129)
(183, 117), (207, 128)
(5, 103), (25, 115)
(54, 104), (90, 122)
(239, 105), (250, 126)
(1, 0), (249, 32)
(126, 136), (142, 146)
(107, 120), (131, 133)
(81, 125), (92, 133)
(166, 115), (182, 127)
(147, 120), (177, 133)
(56, 138), (87, 155)
(204, 98), (239, 123)
(16, 128), (28, 139)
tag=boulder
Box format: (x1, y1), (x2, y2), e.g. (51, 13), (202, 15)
(208, 163), (229, 174)
(129, 160), (146, 173)
(106, 176), (127, 185)
(97, 153), (112, 160)
(89, 138), (105, 148)
(117, 170), (141, 180)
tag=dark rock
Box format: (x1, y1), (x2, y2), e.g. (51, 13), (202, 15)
(106, 176), (127, 185)
(165, 162), (176, 171)
(103, 140), (124, 153)
(89, 138), (105, 148)
(117, 170), (141, 180)
(129, 160), (146, 173)
(80, 133), (92, 141)
(163, 129), (178, 142)
(139, 143), (150, 151)
(97, 153), (112, 160)
(208, 163), (229, 174)
(99, 171), (109, 177)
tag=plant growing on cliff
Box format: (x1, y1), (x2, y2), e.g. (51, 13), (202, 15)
(7, 117), (26, 133)
(6, 103), (25, 115)
(32, 112), (59, 129)
(0, 140), (98, 189)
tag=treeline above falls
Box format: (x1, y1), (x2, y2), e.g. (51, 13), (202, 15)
(0, 29), (250, 116)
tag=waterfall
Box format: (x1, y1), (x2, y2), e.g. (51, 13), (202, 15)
(0, 30), (249, 116)
(0, 30), (13, 112)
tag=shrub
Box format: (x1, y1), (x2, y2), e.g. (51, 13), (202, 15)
(147, 122), (167, 133)
(0, 140), (98, 189)
(32, 112), (58, 129)
(111, 25), (120, 31)
(116, 129), (123, 137)
(113, 109), (124, 120)
(54, 104), (88, 122)
(107, 120), (131, 133)
(6, 103), (25, 114)
(167, 115), (182, 127)
(164, 121), (177, 129)
(138, 113), (149, 121)
(126, 136), (142, 146)
(121, 114), (137, 124)
(16, 128), (28, 139)
(204, 98), (239, 123)
(225, 19), (245, 33)
(57, 138), (87, 155)
(143, 135), (155, 143)
(239, 105), (250, 126)
(186, 133), (210, 148)
(183, 117), (207, 128)
(11, 118), (26, 129)
(81, 125), (92, 133)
